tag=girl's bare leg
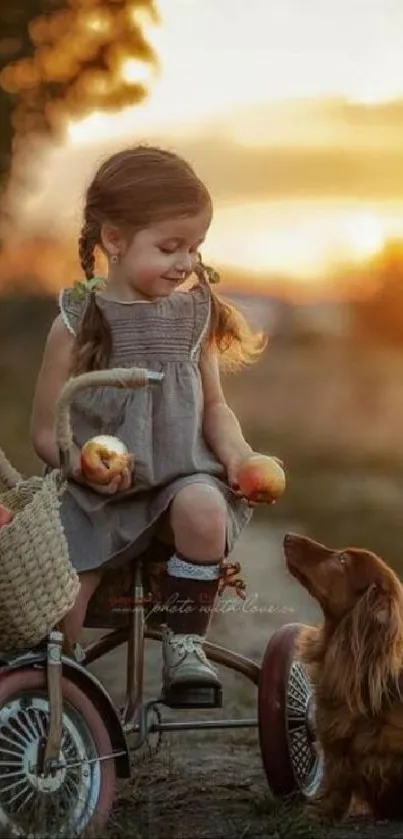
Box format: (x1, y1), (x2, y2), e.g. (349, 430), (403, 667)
(161, 483), (228, 693)
(59, 569), (103, 654)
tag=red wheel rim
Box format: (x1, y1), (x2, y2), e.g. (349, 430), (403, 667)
(258, 623), (323, 799)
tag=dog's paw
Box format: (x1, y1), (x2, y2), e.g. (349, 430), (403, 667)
(305, 801), (331, 824)
(306, 795), (350, 825)
(349, 795), (371, 817)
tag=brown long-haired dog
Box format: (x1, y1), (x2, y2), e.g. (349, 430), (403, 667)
(283, 532), (403, 822)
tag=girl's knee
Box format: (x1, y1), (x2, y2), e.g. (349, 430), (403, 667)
(170, 483), (227, 543)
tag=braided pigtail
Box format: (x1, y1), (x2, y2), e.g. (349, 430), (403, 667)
(195, 255), (267, 372)
(78, 221), (98, 281)
(70, 220), (112, 374)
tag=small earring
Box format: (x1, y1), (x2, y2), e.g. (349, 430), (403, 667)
(111, 253), (119, 264)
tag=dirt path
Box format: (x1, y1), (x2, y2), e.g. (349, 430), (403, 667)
(83, 521), (403, 838)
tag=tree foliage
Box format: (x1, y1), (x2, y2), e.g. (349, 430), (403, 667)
(0, 0), (159, 182)
(352, 240), (403, 345)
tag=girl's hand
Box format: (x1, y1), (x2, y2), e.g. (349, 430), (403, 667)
(85, 463), (133, 496)
(226, 452), (257, 507)
(67, 446), (134, 495)
(225, 455), (247, 496)
(226, 452), (284, 507)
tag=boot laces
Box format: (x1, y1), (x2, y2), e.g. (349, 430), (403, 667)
(218, 561), (246, 599)
(168, 633), (206, 659)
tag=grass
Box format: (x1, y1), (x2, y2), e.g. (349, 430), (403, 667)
(253, 794), (326, 839)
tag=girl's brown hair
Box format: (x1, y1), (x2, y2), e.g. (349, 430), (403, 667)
(71, 145), (266, 374)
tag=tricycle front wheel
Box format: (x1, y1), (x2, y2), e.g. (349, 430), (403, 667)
(0, 667), (116, 837)
(258, 623), (323, 800)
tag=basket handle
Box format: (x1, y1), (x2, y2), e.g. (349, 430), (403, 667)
(55, 366), (164, 470)
(0, 447), (23, 489)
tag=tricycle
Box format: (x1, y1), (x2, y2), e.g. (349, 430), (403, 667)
(0, 367), (323, 837)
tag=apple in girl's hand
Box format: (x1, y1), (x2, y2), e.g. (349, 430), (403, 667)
(236, 454), (286, 503)
(0, 503), (13, 528)
(80, 435), (133, 486)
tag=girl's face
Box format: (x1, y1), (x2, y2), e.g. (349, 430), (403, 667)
(103, 207), (212, 301)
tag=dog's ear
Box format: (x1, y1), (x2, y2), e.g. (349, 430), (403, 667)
(323, 580), (403, 715)
(375, 607), (389, 625)
(368, 583), (390, 625)
(352, 583), (400, 645)
(350, 582), (403, 714)
(367, 580), (403, 631)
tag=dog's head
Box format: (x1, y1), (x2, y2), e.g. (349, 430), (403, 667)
(284, 533), (403, 713)
(284, 532), (401, 624)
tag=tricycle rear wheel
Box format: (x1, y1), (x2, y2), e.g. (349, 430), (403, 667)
(258, 623), (323, 799)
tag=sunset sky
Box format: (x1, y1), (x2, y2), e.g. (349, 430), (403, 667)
(13, 0), (403, 288)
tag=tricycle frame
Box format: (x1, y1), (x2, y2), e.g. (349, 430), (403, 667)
(0, 558), (322, 837)
(83, 556), (260, 746)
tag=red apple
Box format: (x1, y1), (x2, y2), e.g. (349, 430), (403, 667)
(80, 435), (133, 486)
(0, 503), (13, 528)
(236, 454), (286, 502)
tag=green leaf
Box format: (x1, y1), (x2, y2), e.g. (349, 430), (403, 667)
(71, 276), (106, 302)
(86, 276), (106, 292)
(205, 264), (220, 284)
(71, 281), (87, 302)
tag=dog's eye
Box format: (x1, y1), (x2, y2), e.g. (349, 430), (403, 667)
(339, 552), (348, 566)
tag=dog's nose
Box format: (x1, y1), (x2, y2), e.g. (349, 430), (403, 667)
(283, 533), (298, 547)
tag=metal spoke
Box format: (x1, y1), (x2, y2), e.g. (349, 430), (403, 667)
(0, 746), (25, 759)
(0, 733), (26, 754)
(0, 769), (26, 780)
(285, 659), (324, 798)
(14, 787), (36, 813)
(65, 775), (80, 799)
(0, 777), (27, 797)
(6, 721), (30, 748)
(0, 761), (24, 767)
(24, 708), (45, 741)
(27, 708), (44, 737)
(19, 714), (41, 745)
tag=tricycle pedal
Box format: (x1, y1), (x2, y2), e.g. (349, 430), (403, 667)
(161, 683), (223, 709)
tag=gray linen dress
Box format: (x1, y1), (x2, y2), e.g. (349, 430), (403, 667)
(58, 279), (252, 574)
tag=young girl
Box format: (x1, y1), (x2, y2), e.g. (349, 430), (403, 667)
(31, 145), (276, 703)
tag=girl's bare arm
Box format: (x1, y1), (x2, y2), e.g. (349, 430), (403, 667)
(200, 345), (253, 486)
(31, 317), (133, 494)
(30, 316), (77, 469)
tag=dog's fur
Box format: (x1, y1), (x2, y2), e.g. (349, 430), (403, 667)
(283, 532), (403, 822)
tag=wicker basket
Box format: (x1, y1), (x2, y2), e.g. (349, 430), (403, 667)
(0, 454), (79, 651)
(0, 365), (164, 652)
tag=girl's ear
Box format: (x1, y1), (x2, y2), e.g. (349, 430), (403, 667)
(100, 224), (125, 258)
